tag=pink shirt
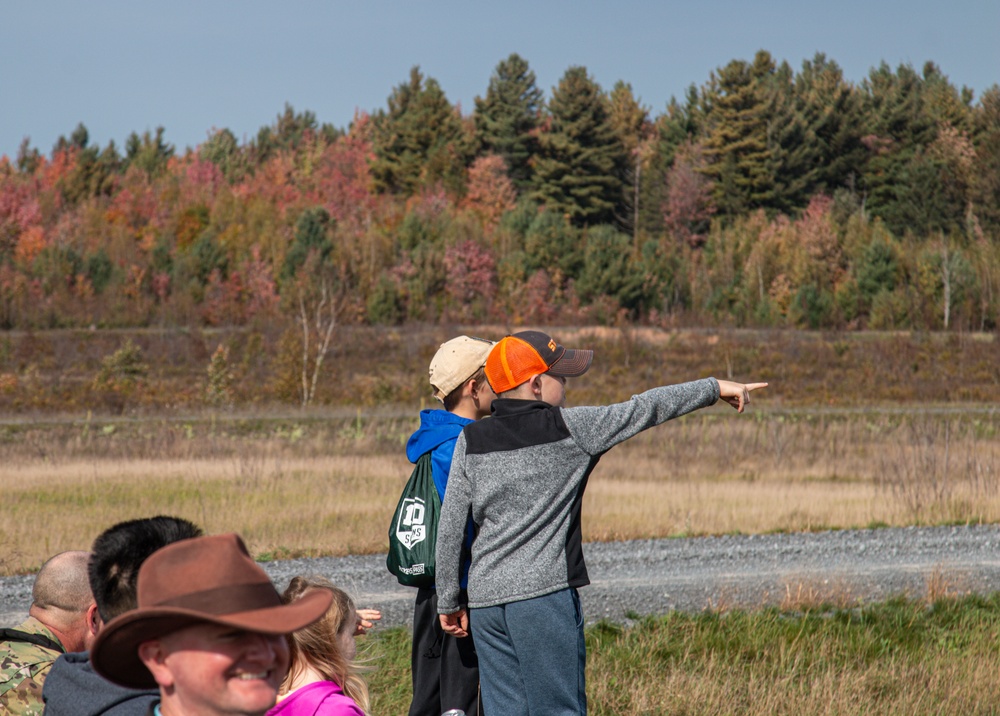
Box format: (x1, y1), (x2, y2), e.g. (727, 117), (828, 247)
(267, 681), (364, 716)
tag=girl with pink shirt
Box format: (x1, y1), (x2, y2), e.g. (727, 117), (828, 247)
(268, 577), (371, 716)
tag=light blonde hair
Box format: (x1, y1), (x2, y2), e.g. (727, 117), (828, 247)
(280, 576), (371, 715)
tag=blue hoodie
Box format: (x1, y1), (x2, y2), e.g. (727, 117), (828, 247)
(405, 408), (475, 588)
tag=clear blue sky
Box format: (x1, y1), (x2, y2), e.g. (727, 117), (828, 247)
(2, 0), (997, 159)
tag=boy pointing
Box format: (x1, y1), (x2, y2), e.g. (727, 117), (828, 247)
(435, 330), (766, 716)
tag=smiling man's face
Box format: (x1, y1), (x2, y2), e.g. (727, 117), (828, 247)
(139, 622), (289, 716)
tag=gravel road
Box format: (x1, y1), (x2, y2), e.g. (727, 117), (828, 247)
(4, 524), (1000, 629)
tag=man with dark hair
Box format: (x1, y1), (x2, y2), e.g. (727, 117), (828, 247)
(0, 550), (95, 715)
(42, 516), (203, 716)
(88, 516), (205, 624)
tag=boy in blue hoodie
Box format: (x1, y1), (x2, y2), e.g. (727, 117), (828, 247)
(405, 335), (495, 716)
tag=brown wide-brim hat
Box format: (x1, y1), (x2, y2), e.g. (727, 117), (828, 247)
(90, 532), (332, 690)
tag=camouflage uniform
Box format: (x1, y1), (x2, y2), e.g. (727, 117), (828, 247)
(0, 617), (64, 716)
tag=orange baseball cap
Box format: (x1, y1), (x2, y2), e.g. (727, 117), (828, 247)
(485, 330), (593, 394)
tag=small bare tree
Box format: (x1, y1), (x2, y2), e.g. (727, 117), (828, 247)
(940, 241), (953, 331)
(294, 258), (343, 407)
(280, 207), (344, 407)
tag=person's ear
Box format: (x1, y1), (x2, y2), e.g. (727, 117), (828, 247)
(138, 640), (175, 689)
(528, 374), (544, 397)
(87, 603), (101, 636)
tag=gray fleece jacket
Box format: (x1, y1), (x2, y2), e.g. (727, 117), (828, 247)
(435, 377), (721, 613)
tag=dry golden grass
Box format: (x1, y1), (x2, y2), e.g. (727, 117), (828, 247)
(0, 409), (997, 575)
(0, 453), (407, 574)
(585, 411), (1000, 539)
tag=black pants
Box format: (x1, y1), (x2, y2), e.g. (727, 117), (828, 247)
(409, 587), (481, 716)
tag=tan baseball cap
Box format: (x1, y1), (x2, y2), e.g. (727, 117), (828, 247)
(429, 336), (495, 402)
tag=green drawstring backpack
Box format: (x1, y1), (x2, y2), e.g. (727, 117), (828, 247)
(386, 451), (440, 588)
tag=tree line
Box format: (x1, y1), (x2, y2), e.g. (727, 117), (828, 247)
(1, 50), (998, 335)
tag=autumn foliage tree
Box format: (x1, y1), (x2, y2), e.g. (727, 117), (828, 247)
(462, 155), (517, 235)
(0, 48), (997, 352)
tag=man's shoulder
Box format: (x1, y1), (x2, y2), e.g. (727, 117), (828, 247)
(0, 640), (54, 673)
(0, 620), (62, 676)
(420, 408), (473, 427)
(0, 618), (59, 644)
(0, 675), (47, 716)
(464, 400), (570, 453)
(43, 650), (159, 716)
(0, 622), (57, 715)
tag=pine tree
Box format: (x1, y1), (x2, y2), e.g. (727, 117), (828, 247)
(531, 66), (627, 227)
(201, 128), (249, 183)
(700, 51), (775, 217)
(793, 54), (867, 197)
(282, 208), (334, 284)
(15, 138), (42, 174)
(523, 208), (583, 280)
(920, 61), (974, 130)
(124, 126), (174, 177)
(576, 224), (650, 313)
(860, 62), (936, 234)
(52, 123), (122, 204)
(760, 60), (815, 213)
(638, 91), (700, 237)
(860, 62), (968, 236)
(371, 67), (472, 196)
(474, 53), (543, 192)
(252, 104), (333, 161)
(970, 85), (1000, 232)
(607, 81), (652, 236)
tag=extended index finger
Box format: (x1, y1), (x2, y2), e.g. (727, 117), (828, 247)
(745, 382), (769, 393)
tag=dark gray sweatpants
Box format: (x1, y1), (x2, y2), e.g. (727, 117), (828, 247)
(409, 587), (481, 716)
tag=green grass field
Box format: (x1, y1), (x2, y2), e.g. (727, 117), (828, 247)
(365, 595), (1000, 715)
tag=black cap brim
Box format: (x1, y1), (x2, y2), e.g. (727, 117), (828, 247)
(547, 348), (593, 377)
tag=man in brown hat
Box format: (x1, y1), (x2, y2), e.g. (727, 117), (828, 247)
(90, 533), (332, 716)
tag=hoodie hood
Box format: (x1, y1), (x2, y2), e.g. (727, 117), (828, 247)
(42, 651), (158, 716)
(405, 408), (477, 588)
(405, 409), (474, 463)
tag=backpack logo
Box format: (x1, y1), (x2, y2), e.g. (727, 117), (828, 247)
(395, 496), (427, 549)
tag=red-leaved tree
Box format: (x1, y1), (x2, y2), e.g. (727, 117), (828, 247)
(663, 140), (715, 248)
(462, 154), (517, 237)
